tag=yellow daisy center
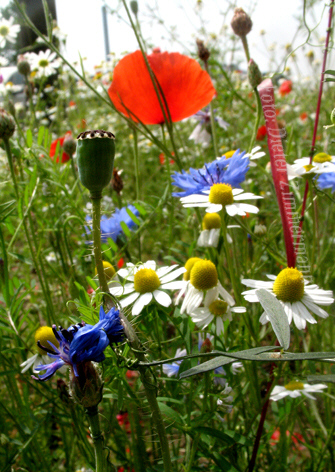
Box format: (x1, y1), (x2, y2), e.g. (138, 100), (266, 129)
(208, 299), (228, 317)
(190, 260), (218, 291)
(95, 261), (115, 280)
(284, 381), (304, 391)
(273, 267), (304, 302)
(0, 26), (9, 37)
(183, 257), (202, 281)
(202, 212), (221, 230)
(313, 152), (331, 163)
(224, 150), (236, 159)
(303, 164), (315, 173)
(35, 326), (59, 356)
(133, 268), (160, 294)
(209, 183), (234, 206)
(38, 59), (49, 68)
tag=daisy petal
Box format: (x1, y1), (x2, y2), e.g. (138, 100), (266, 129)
(132, 292), (153, 315)
(153, 290), (171, 307)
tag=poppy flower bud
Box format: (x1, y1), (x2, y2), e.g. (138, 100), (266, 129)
(248, 59), (262, 88)
(231, 8), (252, 37)
(62, 134), (76, 156)
(0, 108), (15, 140)
(17, 55), (31, 77)
(69, 361), (103, 408)
(130, 0), (138, 15)
(76, 129), (115, 198)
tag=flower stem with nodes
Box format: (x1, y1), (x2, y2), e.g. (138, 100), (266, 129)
(91, 201), (173, 472)
(3, 137), (56, 324)
(85, 406), (107, 472)
(296, 0), (334, 253)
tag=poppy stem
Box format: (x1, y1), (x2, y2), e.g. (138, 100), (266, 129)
(91, 196), (110, 296)
(221, 214), (242, 305)
(203, 61), (219, 158)
(296, 0), (334, 252)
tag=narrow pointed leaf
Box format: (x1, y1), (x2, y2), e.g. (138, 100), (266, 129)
(256, 288), (290, 349)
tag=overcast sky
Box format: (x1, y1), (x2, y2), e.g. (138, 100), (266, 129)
(3, 0), (334, 76)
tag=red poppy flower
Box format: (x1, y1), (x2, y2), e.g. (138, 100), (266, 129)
(256, 125), (267, 141)
(278, 80), (292, 97)
(159, 152), (175, 165)
(50, 131), (72, 163)
(108, 50), (216, 125)
(299, 112), (308, 122)
(117, 258), (125, 269)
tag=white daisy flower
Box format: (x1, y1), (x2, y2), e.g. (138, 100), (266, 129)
(0, 55), (9, 67)
(270, 381), (327, 402)
(246, 146), (266, 160)
(287, 156), (335, 181)
(29, 50), (60, 78)
(177, 258), (235, 315)
(0, 17), (20, 47)
(197, 212), (221, 248)
(242, 267), (334, 330)
(109, 261), (186, 316)
(20, 326), (59, 374)
(180, 184), (262, 215)
(190, 288), (246, 335)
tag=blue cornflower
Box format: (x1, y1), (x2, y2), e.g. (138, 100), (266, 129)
(172, 149), (249, 198)
(34, 306), (123, 381)
(316, 172), (335, 193)
(86, 204), (140, 243)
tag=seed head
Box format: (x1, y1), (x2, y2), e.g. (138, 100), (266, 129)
(231, 8), (252, 37)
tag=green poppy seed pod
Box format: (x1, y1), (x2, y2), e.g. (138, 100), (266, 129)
(331, 108), (335, 125)
(130, 0), (138, 15)
(17, 56), (31, 77)
(69, 362), (103, 408)
(231, 7), (252, 37)
(248, 59), (262, 89)
(76, 129), (115, 198)
(0, 108), (15, 140)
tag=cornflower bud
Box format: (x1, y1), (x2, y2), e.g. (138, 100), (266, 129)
(0, 108), (15, 140)
(69, 361), (103, 408)
(196, 38), (210, 63)
(231, 7), (252, 37)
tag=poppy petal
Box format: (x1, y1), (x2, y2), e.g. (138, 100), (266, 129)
(108, 50), (216, 125)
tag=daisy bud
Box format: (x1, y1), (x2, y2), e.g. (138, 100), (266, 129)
(130, 0), (138, 15)
(62, 134), (76, 157)
(95, 260), (115, 280)
(111, 167), (124, 195)
(0, 108), (15, 140)
(69, 361), (103, 408)
(230, 8), (252, 37)
(248, 59), (262, 89)
(76, 129), (115, 197)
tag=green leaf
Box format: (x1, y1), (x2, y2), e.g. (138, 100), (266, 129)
(325, 69), (335, 76)
(133, 202), (147, 216)
(194, 426), (237, 445)
(157, 402), (184, 425)
(26, 129), (33, 148)
(178, 346), (279, 378)
(307, 374), (335, 383)
(37, 126), (45, 145)
(120, 221), (131, 237)
(255, 288), (290, 350)
(126, 208), (141, 225)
